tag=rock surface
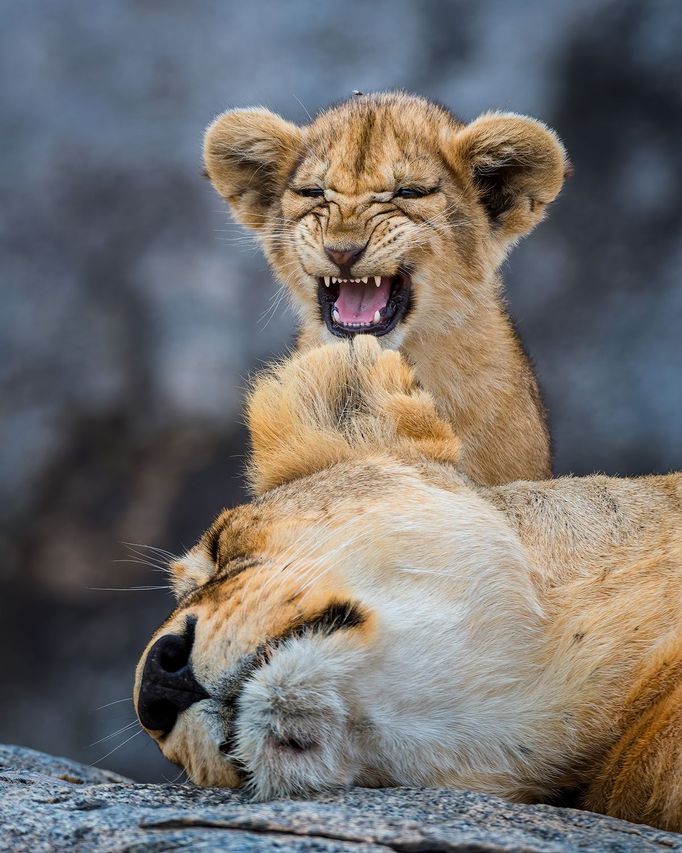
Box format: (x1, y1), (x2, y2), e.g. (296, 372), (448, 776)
(2, 745), (681, 852)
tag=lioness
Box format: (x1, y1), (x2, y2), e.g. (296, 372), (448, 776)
(135, 339), (682, 831)
(204, 92), (569, 485)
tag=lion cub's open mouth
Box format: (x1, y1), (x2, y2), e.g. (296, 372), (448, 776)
(317, 272), (412, 338)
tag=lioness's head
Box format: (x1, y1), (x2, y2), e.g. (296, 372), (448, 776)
(204, 92), (567, 346)
(134, 340), (545, 798)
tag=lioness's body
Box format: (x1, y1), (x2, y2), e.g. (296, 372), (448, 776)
(492, 473), (682, 824)
(492, 473), (682, 821)
(135, 340), (682, 830)
(204, 92), (569, 484)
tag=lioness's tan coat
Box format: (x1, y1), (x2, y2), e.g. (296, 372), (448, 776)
(135, 339), (682, 831)
(204, 92), (569, 485)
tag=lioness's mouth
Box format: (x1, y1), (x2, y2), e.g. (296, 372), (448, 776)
(317, 271), (412, 338)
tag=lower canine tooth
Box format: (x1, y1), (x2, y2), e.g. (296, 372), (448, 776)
(332, 307), (340, 321)
(373, 310), (381, 324)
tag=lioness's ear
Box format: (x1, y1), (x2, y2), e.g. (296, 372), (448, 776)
(204, 108), (303, 230)
(450, 112), (569, 242)
(246, 338), (461, 495)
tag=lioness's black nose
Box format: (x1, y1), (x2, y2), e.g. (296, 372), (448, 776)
(137, 629), (209, 735)
(325, 244), (365, 275)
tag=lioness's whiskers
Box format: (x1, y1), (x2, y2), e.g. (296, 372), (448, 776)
(92, 727), (144, 766)
(164, 767), (188, 784)
(87, 585), (170, 592)
(94, 697), (133, 711)
(122, 542), (178, 562)
(113, 558), (169, 574)
(89, 719), (139, 747)
(122, 552), (167, 568)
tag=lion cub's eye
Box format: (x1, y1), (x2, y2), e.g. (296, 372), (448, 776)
(295, 187), (325, 198)
(394, 186), (432, 199)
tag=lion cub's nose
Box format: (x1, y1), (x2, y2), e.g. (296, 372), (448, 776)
(325, 244), (365, 275)
(136, 629), (208, 735)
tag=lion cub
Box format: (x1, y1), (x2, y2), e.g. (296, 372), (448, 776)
(204, 91), (569, 485)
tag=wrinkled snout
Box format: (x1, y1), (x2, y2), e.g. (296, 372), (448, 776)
(136, 622), (208, 735)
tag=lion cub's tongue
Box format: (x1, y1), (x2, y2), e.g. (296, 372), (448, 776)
(334, 278), (391, 324)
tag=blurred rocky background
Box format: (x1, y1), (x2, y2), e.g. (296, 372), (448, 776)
(1, 0), (680, 782)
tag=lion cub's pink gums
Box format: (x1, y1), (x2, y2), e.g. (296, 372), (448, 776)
(203, 91), (569, 485)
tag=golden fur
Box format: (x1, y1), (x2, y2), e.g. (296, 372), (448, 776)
(203, 92), (569, 485)
(135, 339), (682, 830)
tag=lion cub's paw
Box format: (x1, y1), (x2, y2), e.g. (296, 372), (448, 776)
(246, 340), (460, 494)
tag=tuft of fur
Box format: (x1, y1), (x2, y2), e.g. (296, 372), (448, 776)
(246, 336), (460, 495)
(204, 91), (570, 485)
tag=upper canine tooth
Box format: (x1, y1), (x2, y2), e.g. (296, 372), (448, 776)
(324, 276), (331, 287)
(374, 276), (381, 287)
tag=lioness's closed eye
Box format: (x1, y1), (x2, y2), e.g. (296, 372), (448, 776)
(135, 340), (682, 832)
(204, 91), (570, 485)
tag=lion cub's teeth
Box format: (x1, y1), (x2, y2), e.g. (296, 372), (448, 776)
(374, 276), (381, 287)
(361, 277), (368, 284)
(331, 277), (338, 284)
(332, 307), (340, 322)
(324, 276), (331, 287)
(373, 310), (381, 324)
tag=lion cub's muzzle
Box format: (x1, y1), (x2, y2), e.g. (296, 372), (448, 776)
(136, 620), (208, 736)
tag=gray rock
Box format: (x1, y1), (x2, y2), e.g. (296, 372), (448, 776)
(1, 745), (681, 852)
(0, 744), (130, 786)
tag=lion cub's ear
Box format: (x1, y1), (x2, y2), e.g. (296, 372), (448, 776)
(204, 108), (303, 231)
(246, 338), (461, 495)
(449, 112), (569, 243)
